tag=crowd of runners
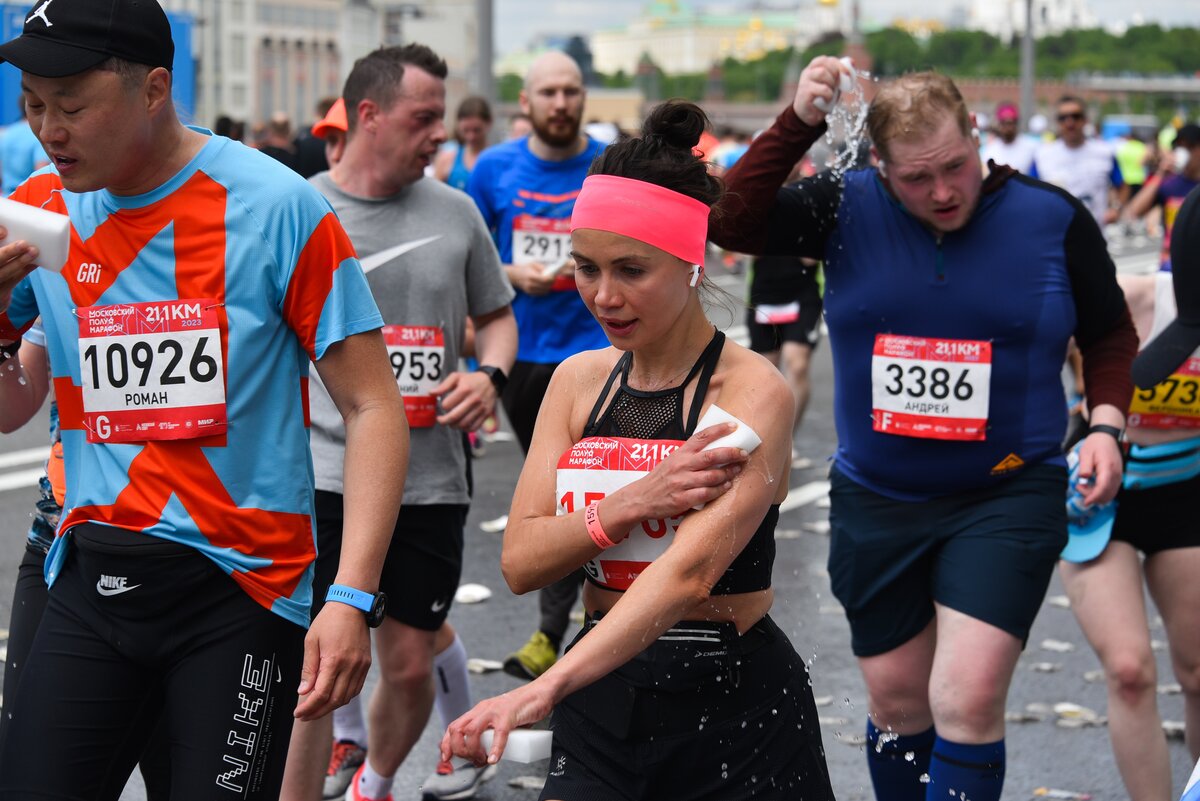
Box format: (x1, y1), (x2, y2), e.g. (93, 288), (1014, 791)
(1, 1), (1200, 801)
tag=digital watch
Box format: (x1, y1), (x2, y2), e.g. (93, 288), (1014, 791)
(325, 584), (387, 628)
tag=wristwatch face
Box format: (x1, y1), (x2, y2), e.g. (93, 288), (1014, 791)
(482, 366), (507, 393)
(366, 591), (388, 628)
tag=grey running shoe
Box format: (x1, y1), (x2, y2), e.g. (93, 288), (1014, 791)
(323, 739), (367, 800)
(420, 758), (498, 800)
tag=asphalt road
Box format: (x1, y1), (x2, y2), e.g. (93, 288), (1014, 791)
(0, 230), (1189, 800)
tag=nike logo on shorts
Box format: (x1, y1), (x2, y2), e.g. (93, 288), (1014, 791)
(96, 574), (141, 596)
(431, 598), (447, 613)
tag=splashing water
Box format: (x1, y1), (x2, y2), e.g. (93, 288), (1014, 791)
(822, 57), (876, 183)
(874, 730), (900, 753)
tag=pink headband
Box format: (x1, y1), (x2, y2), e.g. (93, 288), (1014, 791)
(570, 174), (709, 267)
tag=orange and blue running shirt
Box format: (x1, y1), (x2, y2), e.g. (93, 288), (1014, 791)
(0, 132), (383, 627)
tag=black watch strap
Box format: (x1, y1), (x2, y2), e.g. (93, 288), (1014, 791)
(480, 365), (507, 394)
(1087, 423), (1123, 442)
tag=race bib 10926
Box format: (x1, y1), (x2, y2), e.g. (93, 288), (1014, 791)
(77, 299), (227, 443)
(870, 334), (991, 441)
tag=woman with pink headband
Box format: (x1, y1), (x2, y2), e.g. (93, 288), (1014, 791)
(441, 101), (834, 800)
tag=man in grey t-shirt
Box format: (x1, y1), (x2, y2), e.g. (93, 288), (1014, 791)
(279, 45), (516, 801)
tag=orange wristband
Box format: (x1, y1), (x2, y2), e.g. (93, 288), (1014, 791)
(584, 501), (616, 549)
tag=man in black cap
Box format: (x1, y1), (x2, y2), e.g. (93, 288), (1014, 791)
(0, 1), (408, 797)
(1057, 184), (1200, 801)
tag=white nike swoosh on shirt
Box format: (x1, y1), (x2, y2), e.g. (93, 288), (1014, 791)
(358, 235), (443, 274)
(96, 581), (141, 596)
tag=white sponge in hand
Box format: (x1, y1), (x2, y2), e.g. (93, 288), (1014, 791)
(696, 404), (762, 458)
(692, 404), (763, 510)
(0, 197), (70, 273)
(480, 728), (553, 763)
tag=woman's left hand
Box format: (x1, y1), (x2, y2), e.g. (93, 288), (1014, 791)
(440, 681), (556, 766)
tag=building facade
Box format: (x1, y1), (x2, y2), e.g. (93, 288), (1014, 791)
(160, 0), (479, 134)
(968, 0), (1098, 42)
(591, 0), (813, 77)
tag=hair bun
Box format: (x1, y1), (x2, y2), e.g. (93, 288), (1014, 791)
(642, 100), (708, 153)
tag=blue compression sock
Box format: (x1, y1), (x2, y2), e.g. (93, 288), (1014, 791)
(926, 736), (1005, 801)
(865, 720), (935, 801)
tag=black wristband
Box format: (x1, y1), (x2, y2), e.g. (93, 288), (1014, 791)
(1087, 423), (1123, 442)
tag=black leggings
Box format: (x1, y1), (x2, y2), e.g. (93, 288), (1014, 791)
(0, 544), (172, 800)
(0, 525), (303, 800)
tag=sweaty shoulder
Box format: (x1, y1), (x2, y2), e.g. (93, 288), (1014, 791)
(714, 342), (792, 416)
(552, 346), (623, 429)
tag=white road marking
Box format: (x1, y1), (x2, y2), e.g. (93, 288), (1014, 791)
(0, 467), (44, 493)
(779, 480), (830, 513)
(0, 446), (50, 470)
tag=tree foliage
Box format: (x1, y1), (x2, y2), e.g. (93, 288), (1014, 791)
(496, 24), (1198, 103)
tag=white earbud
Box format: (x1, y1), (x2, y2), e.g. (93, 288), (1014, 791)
(877, 161), (887, 177)
(689, 264), (702, 287)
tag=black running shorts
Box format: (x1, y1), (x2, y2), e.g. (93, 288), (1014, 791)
(746, 278), (823, 355)
(1111, 472), (1200, 555)
(312, 491), (465, 631)
(828, 462), (1067, 657)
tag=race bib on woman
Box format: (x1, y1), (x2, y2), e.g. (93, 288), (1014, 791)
(556, 436), (685, 590)
(1129, 357), (1200, 429)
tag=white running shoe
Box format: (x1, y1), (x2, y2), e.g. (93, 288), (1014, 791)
(420, 758), (498, 800)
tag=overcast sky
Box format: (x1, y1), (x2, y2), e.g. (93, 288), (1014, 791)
(495, 0), (1196, 56)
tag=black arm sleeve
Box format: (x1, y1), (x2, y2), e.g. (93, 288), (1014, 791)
(1058, 186), (1137, 413)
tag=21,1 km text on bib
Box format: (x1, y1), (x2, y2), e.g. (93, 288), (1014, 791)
(871, 334), (991, 441)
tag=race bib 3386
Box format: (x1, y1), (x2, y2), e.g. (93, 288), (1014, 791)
(870, 334), (991, 441)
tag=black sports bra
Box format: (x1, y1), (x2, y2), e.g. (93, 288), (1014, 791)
(581, 330), (777, 595)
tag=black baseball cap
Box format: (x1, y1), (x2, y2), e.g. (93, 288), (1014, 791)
(0, 0), (173, 78)
(1132, 186), (1200, 388)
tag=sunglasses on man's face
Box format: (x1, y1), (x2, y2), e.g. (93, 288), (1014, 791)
(1057, 111), (1085, 122)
